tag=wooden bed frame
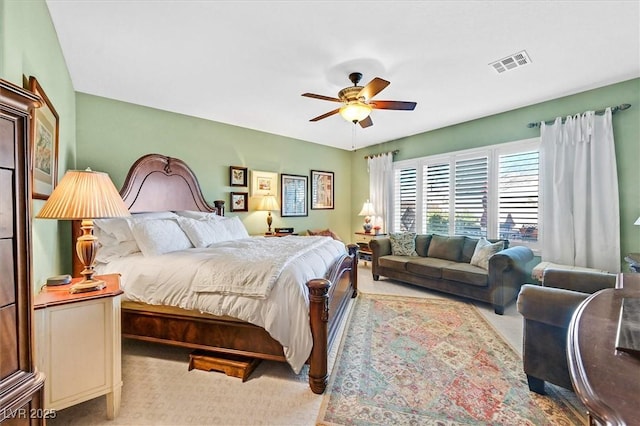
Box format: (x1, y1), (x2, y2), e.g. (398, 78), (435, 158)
(72, 153), (358, 394)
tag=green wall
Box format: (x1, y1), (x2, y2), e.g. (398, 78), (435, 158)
(352, 78), (640, 267)
(0, 0), (76, 290)
(76, 93), (353, 238)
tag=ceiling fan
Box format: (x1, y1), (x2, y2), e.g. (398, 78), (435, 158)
(302, 72), (417, 128)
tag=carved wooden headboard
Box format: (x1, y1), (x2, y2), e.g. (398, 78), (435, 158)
(71, 153), (224, 276)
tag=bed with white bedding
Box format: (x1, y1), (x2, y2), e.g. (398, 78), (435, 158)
(72, 154), (358, 394)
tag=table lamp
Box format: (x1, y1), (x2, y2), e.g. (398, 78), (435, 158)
(358, 200), (376, 233)
(36, 168), (131, 293)
(257, 194), (279, 235)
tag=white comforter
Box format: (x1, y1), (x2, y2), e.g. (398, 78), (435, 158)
(95, 236), (346, 373)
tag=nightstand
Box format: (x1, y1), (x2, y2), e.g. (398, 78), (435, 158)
(34, 274), (123, 419)
(354, 232), (387, 265)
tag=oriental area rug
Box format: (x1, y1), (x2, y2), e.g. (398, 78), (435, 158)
(318, 294), (587, 425)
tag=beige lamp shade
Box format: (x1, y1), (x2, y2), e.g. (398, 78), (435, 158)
(36, 169), (130, 293)
(37, 169), (130, 220)
(257, 194), (279, 211)
(635, 216), (640, 225)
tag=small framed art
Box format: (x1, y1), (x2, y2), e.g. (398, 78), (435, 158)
(310, 170), (334, 210)
(28, 76), (59, 200)
(230, 192), (248, 212)
(230, 166), (248, 187)
(251, 170), (278, 197)
(281, 174), (308, 217)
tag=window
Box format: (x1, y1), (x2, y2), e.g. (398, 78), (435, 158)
(392, 138), (539, 250)
(498, 149), (539, 244)
(393, 167), (417, 232)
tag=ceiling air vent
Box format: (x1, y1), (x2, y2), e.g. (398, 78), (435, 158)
(490, 50), (531, 74)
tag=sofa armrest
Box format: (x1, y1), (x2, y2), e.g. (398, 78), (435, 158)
(488, 246), (534, 314)
(542, 269), (617, 294)
(517, 284), (589, 328)
(369, 238), (391, 277)
(489, 246), (534, 273)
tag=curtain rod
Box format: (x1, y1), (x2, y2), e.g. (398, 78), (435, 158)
(364, 149), (399, 160)
(527, 103), (631, 128)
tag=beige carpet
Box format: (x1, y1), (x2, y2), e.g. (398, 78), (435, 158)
(48, 266), (583, 425)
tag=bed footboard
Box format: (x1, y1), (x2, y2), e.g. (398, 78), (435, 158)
(307, 244), (358, 394)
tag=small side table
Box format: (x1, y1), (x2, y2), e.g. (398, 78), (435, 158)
(354, 232), (387, 266)
(34, 274), (123, 419)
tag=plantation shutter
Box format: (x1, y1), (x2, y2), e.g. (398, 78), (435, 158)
(423, 162), (450, 234)
(498, 150), (539, 242)
(393, 167), (417, 232)
(454, 156), (488, 237)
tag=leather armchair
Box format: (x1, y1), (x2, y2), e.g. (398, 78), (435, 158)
(516, 268), (617, 394)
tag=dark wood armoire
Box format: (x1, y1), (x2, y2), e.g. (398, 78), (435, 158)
(0, 79), (45, 424)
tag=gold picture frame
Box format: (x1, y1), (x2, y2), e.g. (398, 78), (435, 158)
(28, 76), (59, 200)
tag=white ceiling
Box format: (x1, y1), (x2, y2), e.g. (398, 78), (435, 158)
(46, 1), (640, 151)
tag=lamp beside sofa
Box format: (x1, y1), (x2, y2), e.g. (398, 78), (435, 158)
(370, 233), (534, 314)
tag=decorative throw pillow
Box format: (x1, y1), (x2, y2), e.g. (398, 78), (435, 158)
(389, 232), (418, 256)
(470, 237), (504, 270)
(130, 218), (193, 256)
(307, 229), (342, 241)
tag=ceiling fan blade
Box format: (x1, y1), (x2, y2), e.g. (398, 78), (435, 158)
(358, 77), (390, 101)
(371, 100), (417, 111)
(310, 108), (340, 122)
(302, 93), (342, 103)
(359, 116), (373, 128)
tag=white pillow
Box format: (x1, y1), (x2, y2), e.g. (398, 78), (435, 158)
(95, 211), (178, 242)
(221, 216), (250, 240)
(177, 217), (232, 248)
(130, 218), (193, 256)
(470, 237), (504, 270)
(175, 210), (226, 221)
(96, 240), (140, 263)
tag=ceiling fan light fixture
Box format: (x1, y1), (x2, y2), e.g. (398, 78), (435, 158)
(339, 101), (372, 123)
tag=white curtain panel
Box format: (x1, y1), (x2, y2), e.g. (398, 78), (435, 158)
(540, 108), (620, 272)
(368, 153), (393, 232)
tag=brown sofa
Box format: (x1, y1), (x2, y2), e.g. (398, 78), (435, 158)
(370, 234), (534, 314)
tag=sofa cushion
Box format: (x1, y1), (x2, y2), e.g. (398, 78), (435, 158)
(415, 234), (433, 257)
(427, 235), (464, 261)
(441, 263), (489, 287)
(406, 257), (456, 279)
(379, 255), (412, 271)
(470, 237), (504, 270)
(461, 237), (480, 263)
(390, 232), (418, 256)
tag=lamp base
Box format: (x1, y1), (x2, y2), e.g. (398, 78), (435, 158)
(69, 278), (106, 294)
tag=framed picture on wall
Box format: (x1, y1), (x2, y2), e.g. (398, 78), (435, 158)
(28, 76), (59, 200)
(229, 166), (248, 187)
(280, 174), (308, 217)
(310, 170), (334, 210)
(230, 192), (248, 212)
(251, 170), (278, 197)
